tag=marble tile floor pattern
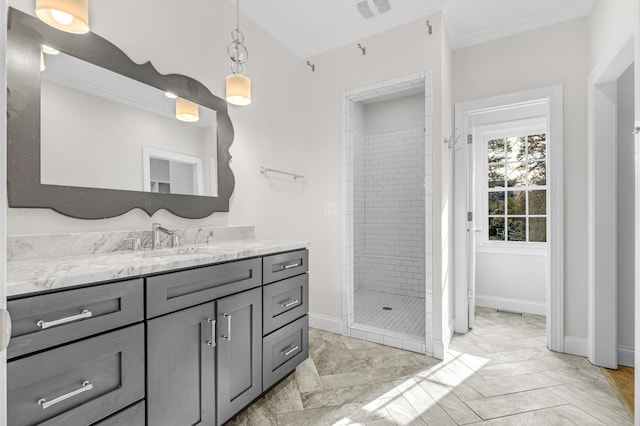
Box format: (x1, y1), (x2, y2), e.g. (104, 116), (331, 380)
(227, 307), (632, 425)
(354, 289), (426, 339)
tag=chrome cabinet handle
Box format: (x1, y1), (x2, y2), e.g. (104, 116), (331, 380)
(222, 313), (231, 341)
(37, 310), (92, 329)
(282, 263), (299, 270)
(206, 318), (216, 347)
(282, 345), (299, 357)
(37, 381), (93, 409)
(280, 299), (300, 308)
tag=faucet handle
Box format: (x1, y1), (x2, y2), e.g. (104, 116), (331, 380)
(171, 234), (180, 248)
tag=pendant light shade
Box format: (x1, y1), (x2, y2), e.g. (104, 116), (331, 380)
(35, 0), (90, 34)
(40, 47), (46, 71)
(175, 97), (200, 123)
(226, 74), (251, 106)
(225, 0), (251, 106)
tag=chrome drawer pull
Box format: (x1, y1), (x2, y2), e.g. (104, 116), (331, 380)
(282, 345), (300, 357)
(37, 381), (93, 409)
(280, 299), (300, 308)
(222, 313), (231, 341)
(282, 262), (299, 270)
(37, 310), (93, 329)
(206, 318), (216, 347)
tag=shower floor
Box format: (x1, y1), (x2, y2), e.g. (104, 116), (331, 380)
(354, 289), (425, 339)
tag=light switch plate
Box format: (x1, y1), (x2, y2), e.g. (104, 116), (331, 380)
(323, 202), (337, 216)
(0, 309), (11, 352)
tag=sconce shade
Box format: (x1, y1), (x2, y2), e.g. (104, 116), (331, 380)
(226, 74), (252, 106)
(175, 97), (200, 122)
(35, 0), (90, 34)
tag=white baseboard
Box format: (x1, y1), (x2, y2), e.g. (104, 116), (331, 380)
(476, 294), (546, 316)
(308, 313), (342, 334)
(618, 345), (635, 367)
(433, 339), (445, 360)
(564, 336), (588, 357)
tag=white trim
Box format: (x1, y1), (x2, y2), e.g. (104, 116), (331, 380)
(618, 346), (635, 367)
(564, 336), (588, 358)
(476, 294), (546, 316)
(587, 35), (634, 369)
(0, 0), (7, 422)
(308, 313), (342, 334)
(454, 85), (564, 354)
(444, 0), (594, 50)
(635, 5), (640, 423)
(475, 245), (546, 256)
(433, 339), (445, 359)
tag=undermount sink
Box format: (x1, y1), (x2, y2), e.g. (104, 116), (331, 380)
(134, 246), (224, 258)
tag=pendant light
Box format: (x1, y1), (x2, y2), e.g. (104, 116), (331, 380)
(35, 0), (90, 34)
(176, 97), (200, 123)
(226, 0), (251, 106)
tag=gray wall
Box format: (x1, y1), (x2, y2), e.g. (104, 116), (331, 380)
(617, 63), (635, 367)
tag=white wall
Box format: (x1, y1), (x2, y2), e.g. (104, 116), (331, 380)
(300, 14), (446, 323)
(476, 252), (546, 315)
(588, 0), (639, 70)
(41, 81), (208, 192)
(453, 17), (589, 342)
(617, 64), (635, 367)
(8, 0), (307, 241)
(364, 94), (425, 135)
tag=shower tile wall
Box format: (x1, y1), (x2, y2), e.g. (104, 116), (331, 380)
(354, 128), (426, 298)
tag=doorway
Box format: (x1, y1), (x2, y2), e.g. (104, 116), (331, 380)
(454, 86), (564, 353)
(341, 71), (433, 354)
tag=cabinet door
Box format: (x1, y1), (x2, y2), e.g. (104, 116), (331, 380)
(216, 288), (262, 425)
(147, 303), (216, 426)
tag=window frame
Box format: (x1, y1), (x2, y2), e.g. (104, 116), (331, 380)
(474, 118), (548, 253)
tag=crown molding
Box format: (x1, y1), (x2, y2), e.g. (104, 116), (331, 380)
(445, 0), (594, 50)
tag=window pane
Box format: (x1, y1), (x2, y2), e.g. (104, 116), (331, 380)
(528, 161), (546, 186)
(529, 190), (546, 215)
(527, 134), (546, 161)
(488, 164), (505, 188)
(488, 217), (505, 240)
(506, 162), (526, 187)
(507, 218), (526, 241)
(506, 136), (525, 162)
(529, 217), (547, 242)
(488, 192), (505, 215)
(507, 191), (526, 215)
(488, 139), (505, 164)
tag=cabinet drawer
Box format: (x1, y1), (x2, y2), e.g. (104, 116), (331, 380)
(263, 274), (309, 335)
(146, 258), (262, 318)
(262, 315), (309, 391)
(8, 324), (145, 426)
(7, 279), (144, 359)
(93, 401), (145, 426)
(263, 249), (308, 284)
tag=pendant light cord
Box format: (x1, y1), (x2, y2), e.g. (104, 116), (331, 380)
(236, 0), (240, 31)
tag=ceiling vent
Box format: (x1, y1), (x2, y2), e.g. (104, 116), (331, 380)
(356, 0), (391, 19)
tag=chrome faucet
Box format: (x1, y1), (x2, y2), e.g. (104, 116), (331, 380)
(151, 223), (179, 249)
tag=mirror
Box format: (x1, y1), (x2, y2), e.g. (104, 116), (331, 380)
(7, 7), (234, 219)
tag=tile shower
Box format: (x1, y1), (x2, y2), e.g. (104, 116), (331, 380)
(341, 72), (433, 355)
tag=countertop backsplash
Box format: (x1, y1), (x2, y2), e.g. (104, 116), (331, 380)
(7, 225), (255, 262)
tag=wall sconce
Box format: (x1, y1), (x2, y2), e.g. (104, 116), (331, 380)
(175, 97), (199, 123)
(35, 0), (90, 34)
(225, 0), (251, 106)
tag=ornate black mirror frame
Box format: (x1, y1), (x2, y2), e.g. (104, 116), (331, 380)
(6, 7), (235, 219)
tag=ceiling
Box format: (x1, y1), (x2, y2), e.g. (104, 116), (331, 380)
(234, 0), (594, 58)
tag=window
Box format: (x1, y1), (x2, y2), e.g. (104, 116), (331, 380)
(482, 122), (547, 244)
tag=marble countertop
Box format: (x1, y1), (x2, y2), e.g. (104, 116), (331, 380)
(7, 239), (309, 297)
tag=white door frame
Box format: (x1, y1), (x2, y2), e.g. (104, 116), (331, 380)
(454, 85), (564, 354)
(1, 1), (8, 424)
(587, 35), (634, 370)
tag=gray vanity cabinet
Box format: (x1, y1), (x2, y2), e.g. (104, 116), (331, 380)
(216, 287), (262, 425)
(146, 303), (216, 426)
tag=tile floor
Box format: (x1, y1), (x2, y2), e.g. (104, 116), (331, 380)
(227, 307), (632, 425)
(354, 289), (425, 339)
